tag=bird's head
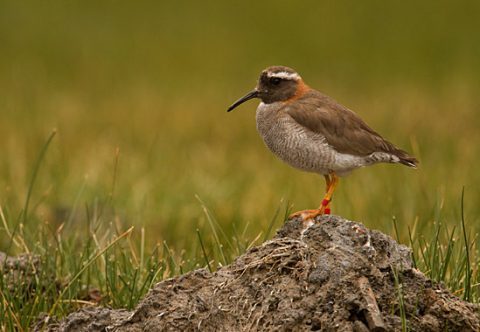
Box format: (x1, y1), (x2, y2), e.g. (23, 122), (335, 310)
(227, 66), (307, 112)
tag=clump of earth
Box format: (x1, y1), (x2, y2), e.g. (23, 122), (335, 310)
(37, 215), (479, 331)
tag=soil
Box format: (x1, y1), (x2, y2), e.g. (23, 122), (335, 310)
(37, 215), (479, 331)
(0, 250), (42, 293)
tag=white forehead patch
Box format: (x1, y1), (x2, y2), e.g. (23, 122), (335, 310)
(267, 71), (301, 81)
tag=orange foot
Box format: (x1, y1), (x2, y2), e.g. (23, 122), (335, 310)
(288, 208), (325, 221)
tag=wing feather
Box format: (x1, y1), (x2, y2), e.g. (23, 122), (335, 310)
(285, 91), (418, 166)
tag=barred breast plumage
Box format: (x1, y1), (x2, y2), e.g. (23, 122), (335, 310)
(256, 101), (335, 174)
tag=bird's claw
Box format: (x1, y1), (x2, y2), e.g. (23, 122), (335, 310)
(288, 208), (328, 222)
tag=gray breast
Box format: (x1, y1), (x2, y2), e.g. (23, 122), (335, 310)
(255, 102), (336, 174)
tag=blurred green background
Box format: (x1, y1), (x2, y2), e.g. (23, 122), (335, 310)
(1, 0), (479, 252)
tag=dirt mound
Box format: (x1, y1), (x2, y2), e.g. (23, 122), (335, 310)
(1, 251), (43, 293)
(41, 215), (479, 331)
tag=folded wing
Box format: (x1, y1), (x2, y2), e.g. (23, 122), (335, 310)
(286, 91), (418, 167)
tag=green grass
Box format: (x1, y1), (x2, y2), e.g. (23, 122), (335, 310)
(1, 0), (480, 330)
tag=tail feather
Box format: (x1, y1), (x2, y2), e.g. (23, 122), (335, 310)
(395, 149), (418, 168)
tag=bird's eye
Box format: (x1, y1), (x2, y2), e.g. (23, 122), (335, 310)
(270, 77), (281, 85)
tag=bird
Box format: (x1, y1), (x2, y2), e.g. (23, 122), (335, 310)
(227, 66), (418, 220)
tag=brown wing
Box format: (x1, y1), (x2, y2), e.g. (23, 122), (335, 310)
(286, 91), (418, 165)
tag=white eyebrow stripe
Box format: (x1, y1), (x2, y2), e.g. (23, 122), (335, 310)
(267, 71), (301, 80)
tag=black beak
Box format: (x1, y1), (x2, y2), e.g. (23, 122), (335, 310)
(227, 90), (259, 112)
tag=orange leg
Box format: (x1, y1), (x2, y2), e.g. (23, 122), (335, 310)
(319, 173), (339, 215)
(288, 172), (339, 221)
(323, 174), (332, 214)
